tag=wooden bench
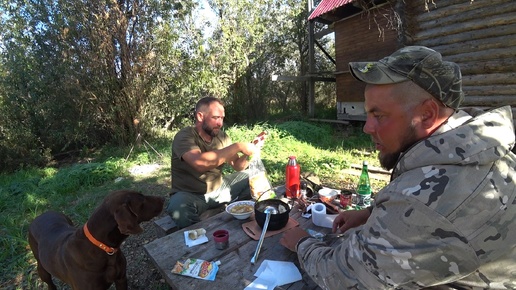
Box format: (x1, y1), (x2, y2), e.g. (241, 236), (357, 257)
(154, 215), (178, 237)
(153, 206), (227, 237)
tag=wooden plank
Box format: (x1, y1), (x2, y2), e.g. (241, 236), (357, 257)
(432, 35), (516, 57)
(411, 22), (516, 46)
(462, 73), (516, 86)
(314, 27), (334, 39)
(462, 95), (516, 107)
(463, 85), (516, 96)
(444, 47), (516, 64)
(412, 1), (516, 29)
(154, 215), (178, 237)
(405, 0), (512, 19)
(458, 59), (516, 76)
(412, 13), (516, 42)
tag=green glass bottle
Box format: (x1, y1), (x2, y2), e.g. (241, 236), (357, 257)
(356, 161), (372, 209)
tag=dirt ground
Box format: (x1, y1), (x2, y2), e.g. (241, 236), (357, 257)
(122, 178), (173, 290)
(122, 212), (172, 290)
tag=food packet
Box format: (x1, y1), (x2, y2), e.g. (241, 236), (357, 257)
(171, 257), (219, 281)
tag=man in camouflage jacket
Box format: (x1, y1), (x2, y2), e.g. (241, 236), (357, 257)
(280, 46), (516, 289)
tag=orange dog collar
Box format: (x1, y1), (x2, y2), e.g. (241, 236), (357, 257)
(83, 223), (118, 255)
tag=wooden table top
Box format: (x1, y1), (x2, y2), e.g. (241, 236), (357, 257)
(144, 200), (332, 290)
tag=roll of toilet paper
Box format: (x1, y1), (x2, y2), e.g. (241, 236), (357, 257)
(311, 203), (337, 228)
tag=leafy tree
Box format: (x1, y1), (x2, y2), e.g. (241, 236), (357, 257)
(207, 0), (335, 123)
(0, 0), (336, 171)
(0, 0), (186, 170)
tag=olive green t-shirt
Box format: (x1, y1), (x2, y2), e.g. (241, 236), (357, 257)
(171, 127), (232, 194)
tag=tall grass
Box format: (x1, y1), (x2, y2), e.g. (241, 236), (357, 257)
(0, 120), (384, 288)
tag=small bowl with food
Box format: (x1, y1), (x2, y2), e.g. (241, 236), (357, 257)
(226, 200), (255, 220)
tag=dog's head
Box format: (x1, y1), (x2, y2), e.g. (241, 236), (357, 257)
(107, 190), (165, 235)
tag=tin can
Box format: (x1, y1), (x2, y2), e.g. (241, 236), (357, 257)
(339, 190), (353, 209)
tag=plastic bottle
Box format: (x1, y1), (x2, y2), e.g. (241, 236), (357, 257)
(300, 180), (308, 199)
(356, 161), (372, 209)
(285, 156), (300, 198)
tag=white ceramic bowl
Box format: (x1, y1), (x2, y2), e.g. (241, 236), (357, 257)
(318, 187), (339, 198)
(226, 200), (255, 220)
(318, 187), (339, 203)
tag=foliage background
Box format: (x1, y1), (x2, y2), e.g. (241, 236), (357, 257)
(0, 0), (336, 172)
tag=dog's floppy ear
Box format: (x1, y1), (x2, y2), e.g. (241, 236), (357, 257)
(114, 203), (143, 235)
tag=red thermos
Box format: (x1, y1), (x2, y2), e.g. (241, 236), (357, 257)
(285, 156), (300, 198)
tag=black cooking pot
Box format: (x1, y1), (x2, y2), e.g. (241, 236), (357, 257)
(254, 199), (291, 231)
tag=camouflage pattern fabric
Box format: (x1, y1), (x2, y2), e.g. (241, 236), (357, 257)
(349, 46), (464, 109)
(297, 106), (516, 289)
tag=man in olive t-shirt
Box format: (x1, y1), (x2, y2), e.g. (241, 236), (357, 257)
(166, 97), (257, 228)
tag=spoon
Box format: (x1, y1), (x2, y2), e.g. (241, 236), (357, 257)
(250, 206), (278, 264)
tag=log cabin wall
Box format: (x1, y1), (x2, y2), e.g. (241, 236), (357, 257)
(335, 5), (399, 118)
(402, 0), (516, 114)
(331, 0), (516, 120)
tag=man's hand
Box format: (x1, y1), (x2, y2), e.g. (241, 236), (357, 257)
(229, 142), (257, 171)
(332, 208), (371, 234)
(280, 227), (310, 252)
(238, 142), (257, 157)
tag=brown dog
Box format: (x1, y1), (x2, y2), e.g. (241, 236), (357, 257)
(28, 190), (164, 290)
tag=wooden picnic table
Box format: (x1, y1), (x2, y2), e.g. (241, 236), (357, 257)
(144, 199), (333, 290)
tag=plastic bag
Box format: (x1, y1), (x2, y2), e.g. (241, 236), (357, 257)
(248, 151), (275, 200)
(248, 131), (274, 200)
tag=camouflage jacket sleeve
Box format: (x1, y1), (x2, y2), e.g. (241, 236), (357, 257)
(297, 190), (480, 289)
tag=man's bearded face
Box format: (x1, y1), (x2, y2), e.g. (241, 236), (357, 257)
(379, 122), (418, 170)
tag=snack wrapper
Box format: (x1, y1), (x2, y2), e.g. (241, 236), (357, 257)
(171, 257), (219, 281)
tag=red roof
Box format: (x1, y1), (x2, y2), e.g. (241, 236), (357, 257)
(308, 0), (354, 20)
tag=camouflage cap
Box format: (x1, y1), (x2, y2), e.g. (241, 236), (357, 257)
(349, 46), (464, 109)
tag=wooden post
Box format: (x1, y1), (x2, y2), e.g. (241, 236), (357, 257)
(308, 20), (315, 118)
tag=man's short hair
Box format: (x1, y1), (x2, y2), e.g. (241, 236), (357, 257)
(349, 46), (464, 109)
(195, 96), (224, 113)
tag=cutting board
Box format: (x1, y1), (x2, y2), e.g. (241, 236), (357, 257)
(242, 218), (299, 240)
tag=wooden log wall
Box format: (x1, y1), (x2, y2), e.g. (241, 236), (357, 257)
(334, 5), (399, 103)
(402, 0), (516, 113)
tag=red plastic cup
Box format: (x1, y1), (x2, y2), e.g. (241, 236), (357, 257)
(213, 230), (229, 250)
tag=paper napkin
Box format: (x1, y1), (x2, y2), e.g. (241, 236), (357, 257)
(183, 229), (208, 247)
(244, 260), (302, 290)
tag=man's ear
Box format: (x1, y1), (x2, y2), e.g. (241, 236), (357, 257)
(420, 99), (440, 129)
(195, 111), (203, 122)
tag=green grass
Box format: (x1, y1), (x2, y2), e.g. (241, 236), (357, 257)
(0, 120), (385, 288)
